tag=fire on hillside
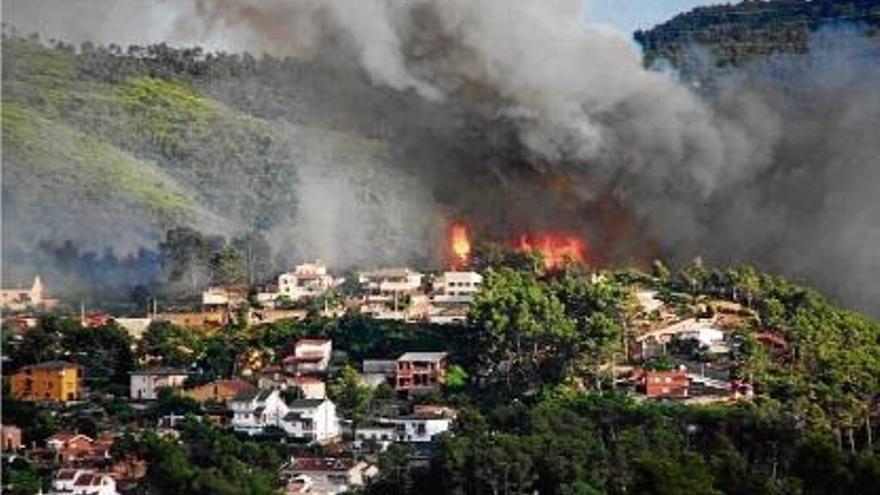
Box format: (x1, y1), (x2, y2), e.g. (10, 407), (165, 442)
(517, 232), (588, 269)
(445, 220), (589, 270)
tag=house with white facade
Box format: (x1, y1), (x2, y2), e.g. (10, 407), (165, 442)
(430, 271), (482, 304)
(230, 390), (340, 444)
(359, 268), (424, 298)
(426, 271), (481, 325)
(678, 325), (729, 354)
(129, 368), (192, 400)
(230, 389), (289, 435)
(50, 469), (118, 495)
(634, 316), (730, 360)
(357, 268), (426, 321)
(283, 339), (332, 375)
(201, 286), (246, 308)
(281, 398), (341, 444)
(0, 276), (58, 311)
(277, 262), (338, 302)
(281, 457), (378, 495)
(427, 305), (471, 325)
(355, 415), (453, 448)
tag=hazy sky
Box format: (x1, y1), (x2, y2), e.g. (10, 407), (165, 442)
(2, 1), (731, 47)
(585, 0), (731, 34)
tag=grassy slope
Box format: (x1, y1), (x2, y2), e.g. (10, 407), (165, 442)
(1, 37), (393, 247)
(3, 101), (200, 220)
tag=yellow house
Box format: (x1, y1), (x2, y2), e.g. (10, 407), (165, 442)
(9, 361), (83, 403)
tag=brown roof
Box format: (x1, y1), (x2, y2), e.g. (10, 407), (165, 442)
(292, 375), (323, 384)
(56, 468), (79, 480)
(756, 332), (789, 350)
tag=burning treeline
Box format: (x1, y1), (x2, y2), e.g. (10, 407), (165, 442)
(445, 219), (590, 271)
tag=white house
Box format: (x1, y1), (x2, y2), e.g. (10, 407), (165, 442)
(355, 424), (397, 450)
(355, 415), (452, 446)
(129, 368), (192, 400)
(281, 398), (341, 444)
(281, 457), (378, 495)
(678, 325), (729, 354)
(50, 469), (118, 495)
(426, 271), (481, 325)
(230, 390), (340, 443)
(0, 276), (58, 311)
(359, 268), (424, 303)
(230, 389), (289, 435)
(427, 305), (470, 325)
(635, 316), (730, 359)
(201, 286), (246, 307)
(431, 271), (483, 304)
(283, 339), (332, 375)
(357, 268), (427, 322)
(277, 262), (338, 302)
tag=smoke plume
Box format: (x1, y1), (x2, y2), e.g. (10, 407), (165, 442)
(3, 0), (879, 314)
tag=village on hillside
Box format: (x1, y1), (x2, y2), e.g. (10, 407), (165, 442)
(0, 251), (791, 495)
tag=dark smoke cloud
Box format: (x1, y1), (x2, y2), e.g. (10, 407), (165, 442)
(3, 0), (879, 315)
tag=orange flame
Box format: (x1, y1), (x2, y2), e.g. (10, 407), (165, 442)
(517, 232), (587, 269)
(449, 222), (471, 267)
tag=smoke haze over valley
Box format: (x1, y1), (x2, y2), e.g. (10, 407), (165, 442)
(2, 0), (879, 315)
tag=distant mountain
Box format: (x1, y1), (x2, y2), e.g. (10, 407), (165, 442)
(635, 0), (880, 67)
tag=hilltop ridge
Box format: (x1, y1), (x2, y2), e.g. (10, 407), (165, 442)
(636, 0), (880, 67)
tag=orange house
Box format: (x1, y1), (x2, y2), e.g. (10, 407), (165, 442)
(9, 361), (83, 403)
(46, 433), (113, 465)
(395, 352), (448, 393)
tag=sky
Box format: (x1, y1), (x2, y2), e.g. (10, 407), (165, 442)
(584, 0), (731, 34)
(1, 0), (731, 47)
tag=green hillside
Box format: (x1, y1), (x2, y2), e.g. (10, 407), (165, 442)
(635, 0), (880, 67)
(1, 35), (391, 256)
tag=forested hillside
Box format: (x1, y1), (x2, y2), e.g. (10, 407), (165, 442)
(1, 34), (432, 290)
(636, 0), (880, 67)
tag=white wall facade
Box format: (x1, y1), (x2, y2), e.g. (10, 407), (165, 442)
(130, 372), (189, 400)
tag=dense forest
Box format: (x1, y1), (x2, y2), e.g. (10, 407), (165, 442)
(635, 0), (880, 67)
